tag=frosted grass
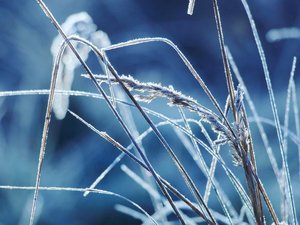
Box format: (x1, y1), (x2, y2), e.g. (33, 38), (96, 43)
(0, 0), (298, 224)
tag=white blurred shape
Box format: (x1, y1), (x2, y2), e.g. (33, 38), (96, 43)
(51, 12), (110, 119)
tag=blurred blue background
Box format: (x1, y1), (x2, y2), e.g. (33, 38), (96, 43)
(0, 0), (300, 224)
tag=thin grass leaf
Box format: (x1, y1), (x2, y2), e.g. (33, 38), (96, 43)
(212, 2), (264, 222)
(18, 196), (43, 225)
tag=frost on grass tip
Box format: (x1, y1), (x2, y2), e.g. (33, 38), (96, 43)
(51, 12), (111, 119)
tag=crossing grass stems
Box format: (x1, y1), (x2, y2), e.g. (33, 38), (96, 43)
(0, 0), (299, 224)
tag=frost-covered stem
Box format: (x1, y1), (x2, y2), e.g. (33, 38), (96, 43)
(29, 41), (67, 225)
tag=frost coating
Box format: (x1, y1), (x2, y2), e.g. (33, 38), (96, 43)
(51, 12), (110, 119)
